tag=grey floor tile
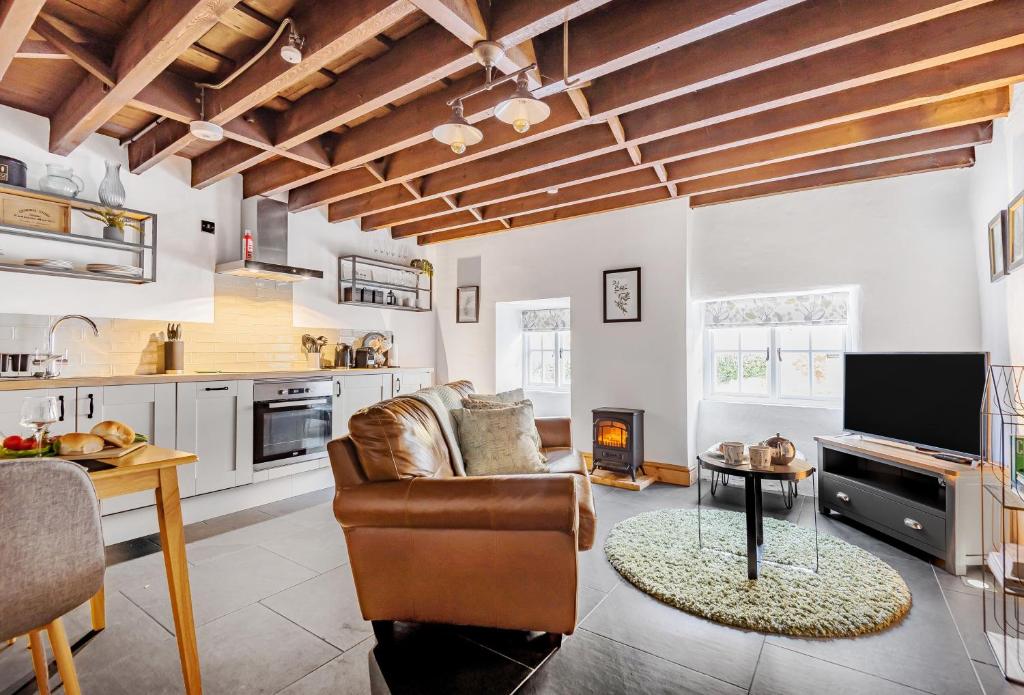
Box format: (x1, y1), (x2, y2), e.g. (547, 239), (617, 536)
(185, 513), (316, 565)
(944, 584), (998, 666)
(518, 628), (744, 695)
(197, 602), (339, 695)
(121, 545), (316, 632)
(582, 581), (765, 689)
(0, 636), (43, 694)
(578, 543), (621, 593)
(184, 507), (274, 543)
(256, 488), (334, 518)
(276, 638), (377, 695)
(260, 565), (372, 651)
(751, 643), (933, 695)
(975, 660), (1024, 695)
(937, 566), (992, 597)
(106, 535), (162, 564)
(101, 544), (179, 594)
(767, 554), (979, 695)
(259, 521), (350, 573)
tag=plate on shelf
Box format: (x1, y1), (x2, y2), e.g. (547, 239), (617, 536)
(86, 263), (142, 277)
(25, 258), (73, 270)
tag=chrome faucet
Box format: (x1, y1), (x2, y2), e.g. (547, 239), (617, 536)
(33, 314), (100, 378)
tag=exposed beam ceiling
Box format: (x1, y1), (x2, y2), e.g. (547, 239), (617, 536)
(0, 0), (47, 80)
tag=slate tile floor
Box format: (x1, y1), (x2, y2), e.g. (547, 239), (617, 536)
(3, 478), (1024, 694)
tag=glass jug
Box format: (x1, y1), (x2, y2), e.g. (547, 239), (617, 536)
(39, 164), (84, 198)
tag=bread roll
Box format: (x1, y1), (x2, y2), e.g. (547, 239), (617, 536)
(58, 433), (106, 455)
(91, 420), (135, 448)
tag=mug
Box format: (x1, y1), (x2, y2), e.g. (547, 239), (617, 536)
(720, 441), (745, 464)
(749, 445), (773, 468)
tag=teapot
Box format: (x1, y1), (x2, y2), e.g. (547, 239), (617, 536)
(39, 164), (84, 198)
(761, 432), (796, 465)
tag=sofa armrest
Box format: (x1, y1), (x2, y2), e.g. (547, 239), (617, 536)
(335, 474), (579, 534)
(536, 417), (572, 449)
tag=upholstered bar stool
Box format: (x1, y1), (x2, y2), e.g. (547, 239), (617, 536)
(0, 459), (105, 695)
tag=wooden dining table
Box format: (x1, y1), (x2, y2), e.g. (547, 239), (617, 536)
(83, 445), (202, 695)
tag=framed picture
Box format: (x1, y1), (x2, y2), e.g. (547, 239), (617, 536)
(603, 267), (641, 323)
(456, 285), (479, 323)
(989, 210), (1008, 282)
(1009, 190), (1024, 272)
(1014, 436), (1024, 490)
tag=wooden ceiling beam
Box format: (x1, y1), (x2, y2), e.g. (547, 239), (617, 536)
(410, 0), (489, 46)
(0, 0), (47, 80)
(48, 0), (242, 157)
(689, 148), (976, 207)
(129, 0), (415, 174)
(31, 14), (115, 87)
(417, 187), (673, 244)
(393, 119), (993, 236)
(290, 0), (991, 213)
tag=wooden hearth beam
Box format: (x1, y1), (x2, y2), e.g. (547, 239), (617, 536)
(291, 0), (995, 212)
(390, 119), (993, 237)
(689, 148), (976, 207)
(48, 0), (242, 156)
(128, 0), (415, 174)
(0, 0), (47, 80)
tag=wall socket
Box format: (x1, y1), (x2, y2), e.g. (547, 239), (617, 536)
(201, 220), (215, 234)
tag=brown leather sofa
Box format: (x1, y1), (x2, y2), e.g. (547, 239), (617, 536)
(327, 381), (596, 643)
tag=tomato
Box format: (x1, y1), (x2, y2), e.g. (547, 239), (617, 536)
(19, 437), (37, 451)
(3, 435), (22, 450)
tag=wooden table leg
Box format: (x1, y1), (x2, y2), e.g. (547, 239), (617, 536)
(89, 586), (105, 631)
(155, 466), (202, 695)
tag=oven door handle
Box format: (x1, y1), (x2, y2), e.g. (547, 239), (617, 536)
(264, 398), (330, 409)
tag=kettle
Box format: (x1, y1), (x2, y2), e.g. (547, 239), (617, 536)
(335, 343), (353, 368)
(761, 432), (797, 465)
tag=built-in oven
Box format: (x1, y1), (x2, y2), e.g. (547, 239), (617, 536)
(253, 378), (333, 471)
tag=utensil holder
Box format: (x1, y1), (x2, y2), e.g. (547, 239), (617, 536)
(164, 341), (184, 374)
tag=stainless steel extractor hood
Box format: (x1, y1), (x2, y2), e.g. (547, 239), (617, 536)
(215, 197), (323, 282)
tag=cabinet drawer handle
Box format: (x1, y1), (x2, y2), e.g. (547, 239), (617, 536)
(904, 518), (923, 531)
(835, 492), (850, 503)
(57, 394), (65, 422)
(86, 393), (94, 419)
(204, 386), (230, 391)
(335, 381), (341, 398)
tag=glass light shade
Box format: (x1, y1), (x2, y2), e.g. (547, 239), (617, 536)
(495, 80), (550, 133)
(431, 119), (483, 155)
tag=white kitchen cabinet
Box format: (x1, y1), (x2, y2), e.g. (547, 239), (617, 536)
(393, 369), (433, 396)
(176, 380), (253, 496)
(76, 383), (176, 515)
(332, 374), (391, 439)
(0, 387), (78, 439)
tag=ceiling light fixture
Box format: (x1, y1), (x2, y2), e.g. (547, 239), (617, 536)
(280, 28), (305, 64)
(189, 86), (223, 142)
(431, 40), (549, 153)
(495, 74), (551, 133)
(431, 101), (483, 154)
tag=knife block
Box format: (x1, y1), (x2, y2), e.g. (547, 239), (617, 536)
(164, 340), (184, 374)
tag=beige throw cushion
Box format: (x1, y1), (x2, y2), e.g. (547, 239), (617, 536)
(462, 397), (545, 455)
(466, 388), (525, 404)
(453, 401), (548, 476)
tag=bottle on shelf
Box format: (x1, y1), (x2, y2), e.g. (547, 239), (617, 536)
(242, 229), (254, 260)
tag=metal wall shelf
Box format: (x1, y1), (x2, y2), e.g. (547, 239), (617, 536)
(337, 255), (432, 312)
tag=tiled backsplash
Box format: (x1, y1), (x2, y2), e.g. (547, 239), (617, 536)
(0, 275), (391, 376)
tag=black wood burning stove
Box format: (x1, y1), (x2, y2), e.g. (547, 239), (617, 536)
(592, 408), (645, 481)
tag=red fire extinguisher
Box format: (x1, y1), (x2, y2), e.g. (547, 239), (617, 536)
(242, 229), (254, 260)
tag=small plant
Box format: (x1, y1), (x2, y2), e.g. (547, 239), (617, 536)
(410, 258), (434, 277)
(83, 208), (143, 234)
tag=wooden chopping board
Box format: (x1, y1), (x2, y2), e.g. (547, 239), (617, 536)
(59, 441), (147, 461)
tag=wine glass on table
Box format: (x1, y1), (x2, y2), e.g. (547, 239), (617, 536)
(19, 396), (59, 457)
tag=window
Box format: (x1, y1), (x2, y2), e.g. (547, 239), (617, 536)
(703, 291), (850, 404)
(525, 330), (571, 390)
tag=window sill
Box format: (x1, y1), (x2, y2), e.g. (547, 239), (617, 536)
(702, 396), (841, 412)
(525, 388), (571, 395)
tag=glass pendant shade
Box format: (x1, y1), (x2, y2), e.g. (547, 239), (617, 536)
(495, 77), (550, 134)
(432, 102), (483, 155)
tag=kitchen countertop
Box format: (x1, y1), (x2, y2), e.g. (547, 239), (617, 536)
(0, 366), (433, 391)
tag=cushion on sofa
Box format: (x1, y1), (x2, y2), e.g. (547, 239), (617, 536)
(348, 397), (455, 481)
(453, 401), (547, 476)
(466, 388), (525, 404)
(461, 397), (545, 455)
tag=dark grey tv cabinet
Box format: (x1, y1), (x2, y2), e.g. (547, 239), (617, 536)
(816, 435), (980, 574)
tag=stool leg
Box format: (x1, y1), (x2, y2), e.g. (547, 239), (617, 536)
(28, 631), (50, 695)
(90, 586), (106, 631)
(45, 619), (80, 695)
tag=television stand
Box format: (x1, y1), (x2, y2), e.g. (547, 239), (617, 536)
(816, 434), (981, 575)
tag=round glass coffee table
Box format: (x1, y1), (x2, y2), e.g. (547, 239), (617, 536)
(696, 449), (818, 580)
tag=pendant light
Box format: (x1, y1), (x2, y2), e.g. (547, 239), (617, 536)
(494, 74), (550, 134)
(431, 101), (483, 155)
(189, 86), (224, 142)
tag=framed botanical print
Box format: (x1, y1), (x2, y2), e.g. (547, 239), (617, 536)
(603, 267), (641, 322)
(456, 285), (479, 323)
(1009, 190), (1024, 272)
(990, 210), (1008, 282)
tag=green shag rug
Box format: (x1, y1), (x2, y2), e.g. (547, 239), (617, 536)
(604, 509), (911, 638)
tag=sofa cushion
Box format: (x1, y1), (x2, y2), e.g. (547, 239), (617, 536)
(348, 397), (454, 482)
(453, 402), (547, 476)
(466, 388), (525, 404)
(461, 397), (544, 455)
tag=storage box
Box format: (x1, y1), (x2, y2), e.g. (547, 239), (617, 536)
(0, 192), (70, 233)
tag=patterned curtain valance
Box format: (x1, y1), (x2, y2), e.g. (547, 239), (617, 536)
(522, 308), (570, 331)
(704, 291), (848, 328)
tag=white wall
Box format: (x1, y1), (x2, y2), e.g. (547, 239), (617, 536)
(0, 105), (436, 368)
(433, 199), (690, 465)
(968, 83), (1024, 364)
(689, 169), (982, 461)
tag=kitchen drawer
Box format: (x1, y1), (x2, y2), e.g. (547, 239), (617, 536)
(194, 381), (238, 398)
(820, 472), (946, 554)
(343, 374), (388, 390)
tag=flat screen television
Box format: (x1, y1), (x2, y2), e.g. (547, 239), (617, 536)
(843, 352), (987, 457)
